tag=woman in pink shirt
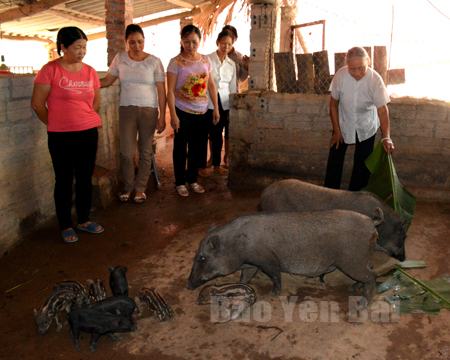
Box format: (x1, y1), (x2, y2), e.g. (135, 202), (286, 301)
(31, 27), (104, 243)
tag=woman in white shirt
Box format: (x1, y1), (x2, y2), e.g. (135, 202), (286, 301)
(199, 30), (237, 177)
(324, 46), (394, 191)
(100, 24), (166, 204)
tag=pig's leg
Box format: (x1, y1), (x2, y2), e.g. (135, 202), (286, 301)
(107, 333), (120, 342)
(55, 313), (62, 332)
(89, 333), (102, 353)
(71, 326), (81, 350)
(258, 265), (282, 295)
(349, 263), (373, 292)
(240, 266), (258, 283)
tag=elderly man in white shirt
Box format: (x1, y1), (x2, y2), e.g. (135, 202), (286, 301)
(198, 29), (237, 177)
(324, 46), (395, 191)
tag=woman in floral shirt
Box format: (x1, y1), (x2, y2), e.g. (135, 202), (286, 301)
(167, 25), (220, 197)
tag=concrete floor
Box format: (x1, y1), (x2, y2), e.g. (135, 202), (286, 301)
(1, 135), (450, 360)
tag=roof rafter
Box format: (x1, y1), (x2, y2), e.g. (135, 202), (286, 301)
(165, 0), (195, 10)
(87, 7), (202, 41)
(1, 34), (53, 43)
(0, 0), (71, 24)
(46, 9), (104, 27)
(53, 5), (105, 22)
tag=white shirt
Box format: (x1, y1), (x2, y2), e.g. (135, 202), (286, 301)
(109, 52), (165, 108)
(207, 52), (237, 110)
(330, 66), (390, 144)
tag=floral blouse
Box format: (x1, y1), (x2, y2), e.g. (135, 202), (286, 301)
(167, 54), (212, 114)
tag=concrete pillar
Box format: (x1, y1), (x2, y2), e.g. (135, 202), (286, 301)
(105, 0), (133, 67)
(180, 17), (194, 32)
(248, 3), (280, 91)
(279, 6), (297, 52)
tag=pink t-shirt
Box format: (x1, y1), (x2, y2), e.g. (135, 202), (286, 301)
(34, 60), (101, 132)
(167, 54), (212, 114)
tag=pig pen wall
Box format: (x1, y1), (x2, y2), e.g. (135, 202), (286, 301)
(228, 91), (450, 201)
(0, 72), (120, 255)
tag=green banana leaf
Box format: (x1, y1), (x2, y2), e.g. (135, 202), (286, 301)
(363, 140), (416, 228)
(377, 263), (450, 315)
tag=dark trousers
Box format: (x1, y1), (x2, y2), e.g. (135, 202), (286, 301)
(202, 108), (229, 167)
(324, 133), (375, 191)
(48, 127), (98, 231)
(173, 107), (208, 186)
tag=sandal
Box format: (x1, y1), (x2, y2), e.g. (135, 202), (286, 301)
(61, 228), (78, 243)
(119, 193), (130, 203)
(134, 194), (146, 204)
(213, 166), (229, 176)
(77, 222), (104, 234)
(189, 182), (205, 194)
(176, 185), (189, 197)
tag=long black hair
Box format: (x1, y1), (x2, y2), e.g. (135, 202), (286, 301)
(56, 27), (88, 56)
(125, 24), (145, 40)
(180, 25), (201, 52)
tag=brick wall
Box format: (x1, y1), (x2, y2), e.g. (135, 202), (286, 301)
(0, 73), (120, 255)
(228, 91), (450, 200)
(105, 0), (133, 66)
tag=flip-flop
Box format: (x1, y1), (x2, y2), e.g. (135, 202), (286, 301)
(61, 229), (78, 243)
(134, 195), (146, 204)
(119, 194), (130, 203)
(77, 222), (104, 234)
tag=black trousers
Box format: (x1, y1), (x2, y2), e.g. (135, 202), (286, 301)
(324, 133), (376, 191)
(48, 127), (98, 230)
(203, 108), (229, 167)
(173, 107), (208, 186)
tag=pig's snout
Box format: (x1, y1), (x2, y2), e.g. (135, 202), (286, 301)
(394, 252), (406, 262)
(39, 330), (47, 335)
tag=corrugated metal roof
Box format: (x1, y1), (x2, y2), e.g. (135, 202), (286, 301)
(0, 0), (204, 41)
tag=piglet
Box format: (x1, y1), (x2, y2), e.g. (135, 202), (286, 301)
(109, 266), (129, 296)
(87, 279), (107, 302)
(34, 290), (77, 334)
(85, 295), (139, 323)
(68, 308), (137, 353)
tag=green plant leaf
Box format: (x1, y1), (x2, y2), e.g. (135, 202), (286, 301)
(363, 140), (417, 228)
(396, 260), (427, 269)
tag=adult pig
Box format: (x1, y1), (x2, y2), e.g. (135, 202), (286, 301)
(187, 210), (382, 309)
(260, 179), (408, 261)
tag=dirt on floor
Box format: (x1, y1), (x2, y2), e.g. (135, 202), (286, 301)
(1, 136), (450, 360)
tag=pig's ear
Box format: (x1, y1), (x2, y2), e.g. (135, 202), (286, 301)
(208, 223), (218, 233)
(372, 207), (384, 227)
(401, 220), (409, 233)
(208, 235), (220, 251)
(86, 279), (93, 286)
(34, 309), (38, 316)
(108, 267), (114, 273)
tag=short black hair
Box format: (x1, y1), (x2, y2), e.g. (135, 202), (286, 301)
(217, 29), (234, 43)
(222, 25), (237, 40)
(125, 24), (145, 40)
(56, 27), (87, 56)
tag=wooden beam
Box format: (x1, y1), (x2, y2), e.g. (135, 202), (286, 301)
(1, 34), (53, 43)
(87, 7), (202, 41)
(53, 5), (105, 21)
(0, 0), (71, 24)
(47, 9), (105, 27)
(165, 0), (194, 9)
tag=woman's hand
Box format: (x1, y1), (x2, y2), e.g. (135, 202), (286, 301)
(171, 114), (180, 132)
(330, 131), (344, 149)
(156, 115), (166, 134)
(213, 108), (220, 125)
(382, 138), (394, 154)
